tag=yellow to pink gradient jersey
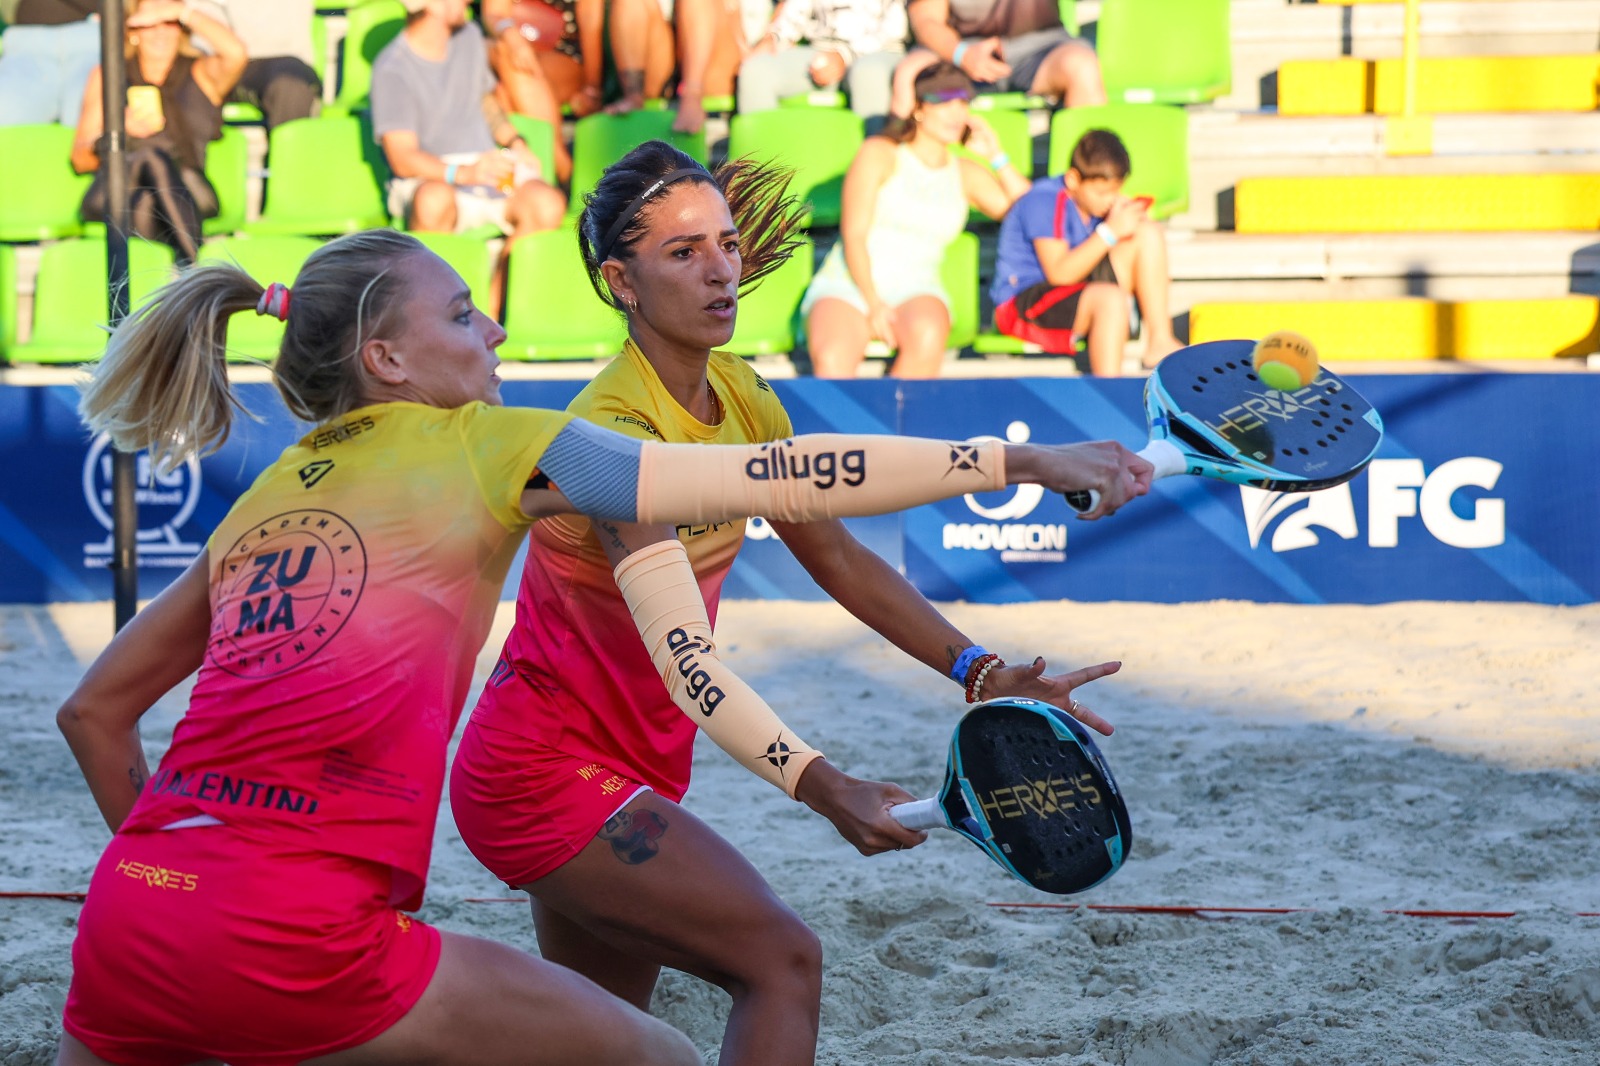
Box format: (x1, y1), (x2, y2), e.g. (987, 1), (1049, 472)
(475, 340), (793, 798)
(120, 402), (570, 909)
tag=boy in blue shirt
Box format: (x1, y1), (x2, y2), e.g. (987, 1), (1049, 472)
(991, 129), (1182, 376)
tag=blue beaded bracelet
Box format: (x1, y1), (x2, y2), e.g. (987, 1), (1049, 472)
(950, 644), (990, 685)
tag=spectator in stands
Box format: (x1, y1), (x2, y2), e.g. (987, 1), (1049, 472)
(737, 0), (907, 130)
(802, 62), (1028, 378)
(209, 0), (321, 132)
(605, 0), (742, 134)
(991, 129), (1182, 376)
(0, 0), (100, 126)
(70, 0), (246, 263)
(373, 0), (566, 315)
(901, 0), (1102, 109)
(481, 0), (600, 185)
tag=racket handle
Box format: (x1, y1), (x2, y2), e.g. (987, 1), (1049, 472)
(1064, 439), (1187, 515)
(888, 798), (948, 831)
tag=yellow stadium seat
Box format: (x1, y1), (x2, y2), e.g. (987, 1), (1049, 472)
(1189, 297), (1600, 361)
(1278, 55), (1600, 115)
(1234, 174), (1600, 233)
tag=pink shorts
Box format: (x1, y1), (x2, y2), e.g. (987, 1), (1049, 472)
(450, 719), (655, 887)
(63, 828), (440, 1066)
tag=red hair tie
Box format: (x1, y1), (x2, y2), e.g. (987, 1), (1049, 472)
(256, 282), (292, 321)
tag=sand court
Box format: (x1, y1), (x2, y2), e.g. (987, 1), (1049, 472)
(2, 598), (1597, 1064)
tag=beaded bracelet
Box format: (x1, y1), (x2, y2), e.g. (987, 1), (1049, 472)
(964, 653), (1004, 703)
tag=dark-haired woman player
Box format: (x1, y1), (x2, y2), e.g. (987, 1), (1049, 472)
(449, 142), (1136, 1064)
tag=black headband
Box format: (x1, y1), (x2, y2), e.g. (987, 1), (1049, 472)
(597, 167), (706, 262)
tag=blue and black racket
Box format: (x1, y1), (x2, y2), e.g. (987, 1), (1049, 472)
(1066, 338), (1385, 514)
(889, 698), (1131, 895)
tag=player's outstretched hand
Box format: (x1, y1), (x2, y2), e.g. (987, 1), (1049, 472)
(1008, 440), (1153, 518)
(795, 760), (927, 856)
(982, 658), (1119, 736)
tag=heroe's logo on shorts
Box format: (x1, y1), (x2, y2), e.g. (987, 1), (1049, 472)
(116, 858), (199, 892)
(665, 628), (724, 716)
(744, 440), (865, 490)
(977, 773), (1102, 823)
(212, 510), (368, 678)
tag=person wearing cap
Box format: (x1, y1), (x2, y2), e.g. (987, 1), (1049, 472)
(902, 0), (1103, 109)
(801, 61), (1029, 378)
(372, 0), (566, 315)
(736, 0), (907, 130)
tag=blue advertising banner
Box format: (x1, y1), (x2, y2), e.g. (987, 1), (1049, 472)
(1, 375), (1595, 605)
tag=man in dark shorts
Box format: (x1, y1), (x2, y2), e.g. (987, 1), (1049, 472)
(904, 0), (1103, 105)
(990, 129), (1182, 376)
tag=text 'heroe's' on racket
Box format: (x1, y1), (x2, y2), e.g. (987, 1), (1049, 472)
(1065, 338), (1385, 515)
(889, 698), (1132, 895)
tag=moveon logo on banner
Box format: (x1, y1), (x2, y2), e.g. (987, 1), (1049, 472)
(81, 433), (203, 570)
(943, 422), (1066, 562)
(1242, 457), (1506, 552)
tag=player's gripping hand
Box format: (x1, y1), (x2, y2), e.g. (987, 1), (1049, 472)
(981, 658), (1120, 736)
(1007, 440), (1153, 518)
(794, 760), (927, 856)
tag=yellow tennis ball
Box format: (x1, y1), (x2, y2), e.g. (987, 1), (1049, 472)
(1252, 331), (1320, 391)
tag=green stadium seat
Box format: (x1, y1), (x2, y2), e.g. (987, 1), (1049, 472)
(1059, 0), (1077, 35)
(1047, 103), (1189, 220)
(501, 227), (626, 360)
(204, 126), (250, 236)
(954, 108), (1034, 224)
(724, 237), (814, 356)
(779, 90), (846, 109)
(0, 124), (91, 242)
(10, 238), (176, 364)
(1097, 0), (1230, 105)
(0, 244), (17, 357)
(727, 109), (862, 228)
(196, 235), (323, 360)
(248, 115), (390, 236)
(943, 230), (979, 349)
(568, 111), (708, 209)
(412, 231), (495, 311)
(508, 113), (559, 190)
(332, 0), (407, 114)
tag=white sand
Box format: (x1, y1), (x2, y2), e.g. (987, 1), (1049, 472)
(2, 598), (1598, 1064)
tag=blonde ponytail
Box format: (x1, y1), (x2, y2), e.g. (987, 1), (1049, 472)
(78, 261), (263, 474)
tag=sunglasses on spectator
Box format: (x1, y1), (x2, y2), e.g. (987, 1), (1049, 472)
(919, 88), (975, 104)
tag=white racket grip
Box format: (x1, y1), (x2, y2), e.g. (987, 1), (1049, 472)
(1065, 439), (1188, 514)
(888, 798), (949, 831)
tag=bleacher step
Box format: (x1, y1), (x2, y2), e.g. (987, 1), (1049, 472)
(1166, 230), (1600, 283)
(1189, 295), (1600, 360)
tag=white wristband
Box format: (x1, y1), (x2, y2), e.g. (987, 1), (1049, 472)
(1095, 222), (1118, 248)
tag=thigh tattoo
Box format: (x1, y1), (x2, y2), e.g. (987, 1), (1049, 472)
(599, 808), (668, 864)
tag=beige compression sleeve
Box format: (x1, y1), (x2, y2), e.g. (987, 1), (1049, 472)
(635, 435), (1005, 526)
(615, 540), (825, 798)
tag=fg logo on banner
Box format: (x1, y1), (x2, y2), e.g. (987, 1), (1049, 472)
(81, 433), (203, 570)
(1243, 457), (1506, 553)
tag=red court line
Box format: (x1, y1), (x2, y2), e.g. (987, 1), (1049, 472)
(988, 903), (1598, 919)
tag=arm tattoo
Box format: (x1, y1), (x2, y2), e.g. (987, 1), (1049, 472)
(945, 643), (967, 669)
(129, 766), (147, 793)
(596, 520), (629, 554)
(599, 808), (667, 864)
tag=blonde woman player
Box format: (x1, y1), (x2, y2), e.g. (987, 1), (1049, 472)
(54, 228), (1150, 1066)
(449, 142), (1137, 1066)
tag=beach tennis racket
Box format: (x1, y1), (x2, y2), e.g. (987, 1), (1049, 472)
(889, 697), (1131, 895)
(1066, 338), (1385, 514)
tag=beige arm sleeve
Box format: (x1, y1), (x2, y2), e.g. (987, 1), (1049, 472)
(636, 435), (1006, 526)
(614, 540), (825, 798)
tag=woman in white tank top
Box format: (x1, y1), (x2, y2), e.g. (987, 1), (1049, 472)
(802, 62), (1031, 378)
